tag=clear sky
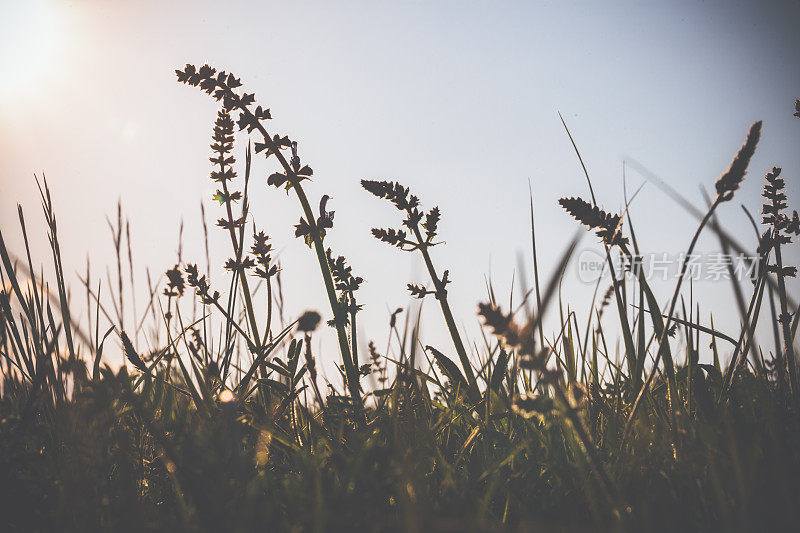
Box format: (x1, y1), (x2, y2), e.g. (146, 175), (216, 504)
(1, 0), (799, 376)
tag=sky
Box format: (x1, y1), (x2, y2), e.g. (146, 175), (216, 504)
(1, 0), (799, 378)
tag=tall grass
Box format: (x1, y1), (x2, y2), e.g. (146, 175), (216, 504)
(1, 66), (799, 531)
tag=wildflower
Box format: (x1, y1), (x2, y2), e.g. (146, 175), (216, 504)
(163, 264), (185, 297)
(251, 230), (278, 279)
(185, 263), (220, 305)
(327, 249), (363, 294)
(297, 310), (322, 332)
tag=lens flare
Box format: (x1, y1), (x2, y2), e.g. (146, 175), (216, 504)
(0, 0), (60, 97)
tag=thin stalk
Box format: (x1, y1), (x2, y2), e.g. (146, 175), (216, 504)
(261, 275), (273, 347)
(528, 185), (545, 350)
(235, 102), (362, 407)
(217, 146), (261, 351)
(772, 239), (797, 397)
(410, 224), (478, 390)
(720, 273), (767, 401)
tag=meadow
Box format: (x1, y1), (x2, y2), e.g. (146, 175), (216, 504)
(1, 64), (800, 531)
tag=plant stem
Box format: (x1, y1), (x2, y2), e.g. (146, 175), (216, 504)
(261, 276), (273, 347)
(720, 273), (767, 401)
(218, 163), (261, 351)
(410, 224), (478, 390)
(234, 102), (363, 407)
(773, 239), (797, 398)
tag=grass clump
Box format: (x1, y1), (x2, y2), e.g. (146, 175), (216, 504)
(1, 65), (800, 531)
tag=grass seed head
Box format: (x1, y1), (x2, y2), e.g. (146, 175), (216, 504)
(558, 197), (628, 246)
(120, 330), (147, 372)
(715, 120), (762, 201)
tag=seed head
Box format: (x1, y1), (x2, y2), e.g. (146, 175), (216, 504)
(297, 310), (322, 332)
(715, 121), (761, 201)
(558, 197), (628, 246)
(120, 330), (147, 373)
(361, 180), (419, 212)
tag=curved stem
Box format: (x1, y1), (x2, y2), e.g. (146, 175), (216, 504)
(233, 100), (362, 407)
(219, 175), (261, 350)
(293, 184), (363, 405)
(261, 275), (273, 347)
(773, 236), (797, 398)
(409, 224), (477, 391)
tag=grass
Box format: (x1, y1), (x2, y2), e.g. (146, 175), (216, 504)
(1, 66), (799, 531)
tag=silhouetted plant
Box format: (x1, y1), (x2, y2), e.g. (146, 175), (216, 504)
(324, 248), (364, 367)
(176, 63), (364, 410)
(558, 197), (628, 246)
(120, 330), (147, 373)
(714, 121), (761, 201)
(251, 228), (278, 345)
(203, 106), (261, 379)
(184, 262), (256, 353)
(361, 179), (478, 393)
(761, 166), (800, 396)
(162, 264), (184, 326)
(478, 302), (532, 355)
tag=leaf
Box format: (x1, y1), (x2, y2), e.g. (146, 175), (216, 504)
(266, 362), (291, 378)
(423, 207), (440, 240)
(294, 218), (312, 238)
(92, 326), (115, 381)
(237, 112), (252, 132)
(293, 365), (308, 386)
(226, 72), (241, 88)
(268, 172), (288, 188)
(371, 227), (407, 248)
(255, 106), (271, 120)
(240, 93), (256, 107)
(361, 179), (417, 211)
(489, 348), (510, 393)
(426, 345), (477, 402)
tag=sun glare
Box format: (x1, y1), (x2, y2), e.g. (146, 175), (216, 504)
(0, 0), (60, 97)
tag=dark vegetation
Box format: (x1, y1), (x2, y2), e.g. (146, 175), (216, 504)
(1, 66), (800, 531)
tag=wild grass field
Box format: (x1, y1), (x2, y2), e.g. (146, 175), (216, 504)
(1, 64), (800, 531)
